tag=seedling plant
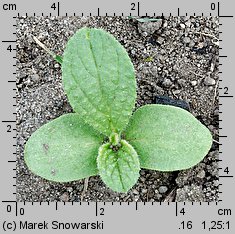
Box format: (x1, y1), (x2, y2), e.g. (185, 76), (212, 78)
(25, 28), (212, 193)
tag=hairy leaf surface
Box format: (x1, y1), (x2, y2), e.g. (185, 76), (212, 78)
(125, 104), (212, 171)
(97, 140), (140, 193)
(62, 28), (136, 136)
(24, 113), (103, 182)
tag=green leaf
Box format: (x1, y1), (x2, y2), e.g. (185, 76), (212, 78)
(97, 140), (140, 193)
(62, 28), (136, 136)
(24, 113), (103, 182)
(125, 104), (212, 171)
(55, 55), (63, 64)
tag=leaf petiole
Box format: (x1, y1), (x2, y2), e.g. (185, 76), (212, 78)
(109, 132), (120, 146)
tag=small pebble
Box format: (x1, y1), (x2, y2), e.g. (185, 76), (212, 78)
(204, 77), (216, 86)
(156, 36), (165, 44)
(191, 80), (197, 86)
(189, 41), (195, 47)
(213, 180), (219, 187)
(141, 189), (148, 194)
(60, 193), (69, 202)
(185, 21), (191, 27)
(210, 63), (215, 72)
(159, 186), (168, 194)
(138, 20), (162, 36)
(132, 189), (139, 195)
(162, 78), (172, 87)
(31, 74), (40, 82)
(134, 196), (139, 202)
(173, 90), (181, 95)
(183, 37), (191, 44)
(67, 187), (73, 192)
(197, 170), (206, 179)
(213, 109), (219, 116)
(177, 79), (186, 87)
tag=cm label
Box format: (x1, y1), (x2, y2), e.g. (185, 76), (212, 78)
(2, 3), (17, 11)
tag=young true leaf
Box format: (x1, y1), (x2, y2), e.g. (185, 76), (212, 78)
(55, 55), (63, 64)
(125, 104), (212, 171)
(24, 113), (103, 182)
(97, 140), (140, 193)
(62, 28), (136, 136)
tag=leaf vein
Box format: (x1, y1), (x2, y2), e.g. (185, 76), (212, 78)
(69, 63), (107, 116)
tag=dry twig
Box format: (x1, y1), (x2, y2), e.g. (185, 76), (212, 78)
(80, 177), (89, 201)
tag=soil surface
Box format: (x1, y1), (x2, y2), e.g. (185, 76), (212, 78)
(16, 16), (219, 202)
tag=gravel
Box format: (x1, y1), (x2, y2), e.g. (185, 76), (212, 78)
(158, 186), (168, 194)
(204, 77), (216, 86)
(191, 80), (197, 86)
(16, 16), (219, 202)
(162, 78), (172, 87)
(138, 20), (162, 36)
(175, 185), (205, 202)
(183, 37), (191, 44)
